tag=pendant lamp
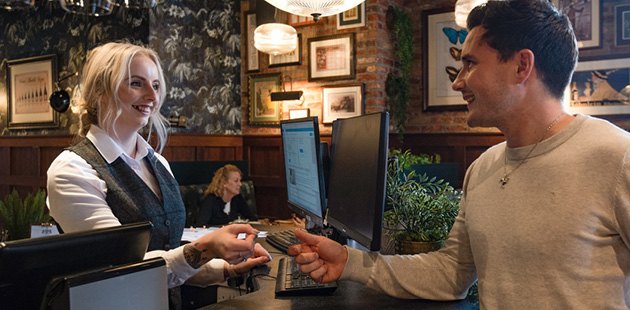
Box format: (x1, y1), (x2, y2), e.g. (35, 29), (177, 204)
(264, 0), (365, 22)
(60, 0), (115, 16)
(454, 0), (487, 28)
(254, 23), (298, 56)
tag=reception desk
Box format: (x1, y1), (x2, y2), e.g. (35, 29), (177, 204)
(198, 225), (480, 310)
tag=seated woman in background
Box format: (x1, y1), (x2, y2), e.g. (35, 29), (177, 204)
(46, 42), (269, 309)
(197, 164), (258, 226)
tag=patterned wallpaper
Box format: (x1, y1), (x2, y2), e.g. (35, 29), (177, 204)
(0, 0), (241, 136)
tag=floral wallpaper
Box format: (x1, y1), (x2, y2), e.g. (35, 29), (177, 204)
(0, 0), (241, 136)
(150, 0), (242, 134)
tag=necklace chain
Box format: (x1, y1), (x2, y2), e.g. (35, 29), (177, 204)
(500, 113), (565, 189)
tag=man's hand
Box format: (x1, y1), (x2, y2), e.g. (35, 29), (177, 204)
(287, 229), (348, 283)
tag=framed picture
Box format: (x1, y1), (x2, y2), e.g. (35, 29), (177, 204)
(289, 108), (310, 119)
(269, 34), (302, 68)
(422, 8), (467, 111)
(553, 0), (601, 49)
(322, 84), (363, 123)
(337, 3), (365, 30)
(562, 57), (630, 115)
(288, 14), (320, 27)
(245, 11), (259, 72)
(615, 4), (630, 46)
(6, 54), (59, 130)
(248, 73), (282, 125)
(308, 33), (355, 82)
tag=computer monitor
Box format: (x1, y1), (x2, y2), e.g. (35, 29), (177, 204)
(280, 116), (327, 228)
(326, 112), (389, 251)
(0, 221), (153, 310)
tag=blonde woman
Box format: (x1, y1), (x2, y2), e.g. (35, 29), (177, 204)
(46, 42), (270, 308)
(197, 164), (257, 226)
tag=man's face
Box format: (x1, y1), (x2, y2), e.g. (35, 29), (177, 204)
(452, 27), (516, 129)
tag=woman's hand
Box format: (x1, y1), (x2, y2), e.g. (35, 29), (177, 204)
(232, 243), (272, 275)
(184, 224), (259, 268)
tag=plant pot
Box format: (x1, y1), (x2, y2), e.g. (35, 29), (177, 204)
(395, 240), (441, 254)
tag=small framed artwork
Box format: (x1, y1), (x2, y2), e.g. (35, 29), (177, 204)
(249, 73), (282, 125)
(422, 8), (467, 111)
(562, 57), (630, 116)
(269, 34), (302, 68)
(322, 84), (363, 124)
(308, 33), (355, 82)
(615, 4), (630, 46)
(288, 14), (320, 27)
(289, 108), (310, 119)
(553, 0), (601, 49)
(337, 3), (365, 30)
(6, 54), (59, 130)
(245, 11), (259, 72)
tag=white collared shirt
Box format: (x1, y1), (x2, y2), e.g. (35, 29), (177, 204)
(46, 125), (224, 288)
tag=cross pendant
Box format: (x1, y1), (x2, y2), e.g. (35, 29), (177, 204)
(499, 176), (509, 189)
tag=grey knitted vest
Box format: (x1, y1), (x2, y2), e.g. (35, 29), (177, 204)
(67, 138), (185, 251)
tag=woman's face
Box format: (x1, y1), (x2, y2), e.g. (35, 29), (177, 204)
(110, 54), (160, 134)
(224, 171), (242, 197)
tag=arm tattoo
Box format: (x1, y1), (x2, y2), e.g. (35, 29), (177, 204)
(183, 243), (208, 269)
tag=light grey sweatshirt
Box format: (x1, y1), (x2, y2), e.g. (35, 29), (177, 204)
(341, 114), (630, 309)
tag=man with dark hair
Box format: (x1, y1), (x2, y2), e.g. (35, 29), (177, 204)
(288, 0), (630, 308)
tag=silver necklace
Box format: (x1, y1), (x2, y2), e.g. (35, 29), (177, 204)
(500, 113), (564, 189)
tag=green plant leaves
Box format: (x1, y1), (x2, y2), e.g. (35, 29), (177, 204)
(0, 189), (52, 241)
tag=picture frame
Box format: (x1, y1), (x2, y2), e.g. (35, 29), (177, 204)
(615, 4), (630, 46)
(562, 57), (630, 116)
(553, 0), (601, 49)
(6, 54), (59, 130)
(248, 73), (282, 125)
(337, 3), (365, 30)
(289, 108), (310, 119)
(422, 8), (467, 111)
(288, 14), (320, 27)
(322, 84), (363, 124)
(308, 33), (355, 82)
(245, 11), (259, 72)
(269, 34), (302, 68)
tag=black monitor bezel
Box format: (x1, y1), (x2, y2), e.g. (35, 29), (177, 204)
(325, 112), (389, 251)
(0, 221), (152, 310)
(280, 116), (327, 227)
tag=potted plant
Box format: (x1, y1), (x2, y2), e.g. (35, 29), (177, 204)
(0, 189), (52, 241)
(384, 150), (461, 254)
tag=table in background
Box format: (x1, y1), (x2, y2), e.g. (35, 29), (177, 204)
(198, 224), (480, 310)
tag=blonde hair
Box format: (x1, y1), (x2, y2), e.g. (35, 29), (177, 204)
(77, 42), (169, 152)
(205, 164), (242, 197)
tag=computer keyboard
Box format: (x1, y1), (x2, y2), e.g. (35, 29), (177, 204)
(274, 256), (337, 297)
(266, 230), (301, 253)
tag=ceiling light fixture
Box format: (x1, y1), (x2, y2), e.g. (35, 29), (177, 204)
(454, 0), (487, 28)
(60, 0), (115, 16)
(254, 23), (298, 56)
(264, 0), (365, 22)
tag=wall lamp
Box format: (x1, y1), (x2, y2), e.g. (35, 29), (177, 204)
(270, 75), (303, 102)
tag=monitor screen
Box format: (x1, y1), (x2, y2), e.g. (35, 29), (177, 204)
(326, 112), (389, 251)
(0, 221), (152, 310)
(280, 117), (327, 228)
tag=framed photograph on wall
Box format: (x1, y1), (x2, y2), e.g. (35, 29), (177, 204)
(337, 3), (365, 30)
(289, 108), (310, 119)
(245, 11), (259, 72)
(269, 34), (302, 68)
(553, 0), (601, 49)
(308, 33), (355, 82)
(615, 4), (630, 46)
(563, 57), (630, 116)
(248, 73), (282, 125)
(322, 84), (363, 123)
(6, 54), (59, 130)
(422, 8), (467, 111)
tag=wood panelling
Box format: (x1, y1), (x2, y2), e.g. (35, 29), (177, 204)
(0, 132), (504, 220)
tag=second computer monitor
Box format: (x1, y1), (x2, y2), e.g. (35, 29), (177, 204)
(280, 117), (327, 228)
(326, 112), (389, 251)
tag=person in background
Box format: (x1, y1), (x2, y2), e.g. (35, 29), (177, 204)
(196, 164), (257, 226)
(46, 42), (270, 309)
(288, 1), (630, 309)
